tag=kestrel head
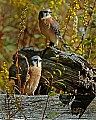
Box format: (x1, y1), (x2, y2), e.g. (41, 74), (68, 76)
(30, 55), (42, 68)
(39, 8), (52, 20)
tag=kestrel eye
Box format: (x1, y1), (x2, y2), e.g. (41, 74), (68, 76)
(39, 60), (42, 62)
(33, 59), (37, 62)
(49, 11), (52, 13)
(43, 11), (47, 13)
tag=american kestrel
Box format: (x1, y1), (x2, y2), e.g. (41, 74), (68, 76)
(23, 55), (42, 95)
(38, 8), (62, 47)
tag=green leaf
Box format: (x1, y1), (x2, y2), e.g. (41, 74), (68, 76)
(34, 34), (41, 38)
(55, 80), (66, 87)
(49, 91), (56, 96)
(5, 45), (16, 51)
(50, 57), (56, 60)
(57, 63), (64, 67)
(3, 26), (14, 32)
(56, 69), (62, 76)
(40, 43), (45, 47)
(47, 111), (60, 119)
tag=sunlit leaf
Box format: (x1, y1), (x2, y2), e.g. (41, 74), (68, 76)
(56, 69), (62, 76)
(34, 34), (41, 38)
(47, 111), (60, 119)
(49, 91), (56, 96)
(55, 80), (66, 87)
(3, 26), (14, 32)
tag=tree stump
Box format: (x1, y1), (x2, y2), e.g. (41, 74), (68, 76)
(9, 47), (96, 95)
(0, 94), (96, 119)
(8, 46), (96, 118)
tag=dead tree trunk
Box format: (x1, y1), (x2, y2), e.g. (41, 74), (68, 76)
(9, 47), (96, 95)
(9, 47), (96, 118)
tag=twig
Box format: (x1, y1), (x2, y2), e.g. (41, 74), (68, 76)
(18, 53), (29, 74)
(42, 95), (49, 120)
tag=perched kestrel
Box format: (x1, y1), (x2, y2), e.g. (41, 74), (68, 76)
(38, 8), (62, 47)
(23, 56), (42, 95)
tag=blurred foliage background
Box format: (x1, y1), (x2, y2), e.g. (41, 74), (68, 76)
(0, 0), (96, 69)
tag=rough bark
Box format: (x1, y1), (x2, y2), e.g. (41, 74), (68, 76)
(9, 47), (96, 95)
(3, 46), (96, 119)
(0, 94), (96, 120)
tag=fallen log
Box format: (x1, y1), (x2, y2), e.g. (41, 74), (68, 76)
(8, 46), (96, 118)
(9, 47), (96, 95)
(0, 94), (96, 119)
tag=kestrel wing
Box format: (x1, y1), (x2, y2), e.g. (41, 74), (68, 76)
(50, 17), (62, 40)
